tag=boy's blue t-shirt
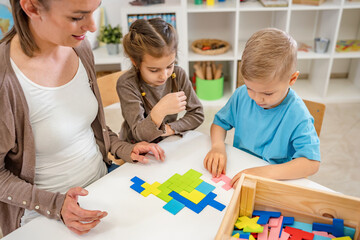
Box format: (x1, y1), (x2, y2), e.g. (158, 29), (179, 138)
(213, 85), (320, 164)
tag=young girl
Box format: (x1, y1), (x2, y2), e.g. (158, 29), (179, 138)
(117, 18), (204, 143)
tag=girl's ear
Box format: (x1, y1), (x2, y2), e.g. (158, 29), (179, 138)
(130, 58), (137, 68)
(289, 71), (299, 86)
(20, 0), (41, 19)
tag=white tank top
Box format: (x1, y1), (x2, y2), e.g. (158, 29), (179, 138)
(11, 58), (107, 195)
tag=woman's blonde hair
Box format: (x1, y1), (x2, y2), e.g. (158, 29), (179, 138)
(0, 0), (51, 57)
(240, 28), (297, 82)
(122, 18), (178, 68)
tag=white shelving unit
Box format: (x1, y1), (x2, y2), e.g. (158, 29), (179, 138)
(99, 0), (360, 104)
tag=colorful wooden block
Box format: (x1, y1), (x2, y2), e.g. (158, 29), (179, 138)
(140, 182), (161, 197)
(284, 226), (315, 240)
(163, 199), (185, 215)
(235, 216), (261, 230)
(195, 181), (216, 195)
(258, 224), (269, 240)
(268, 216), (283, 240)
(180, 189), (206, 204)
(313, 219), (344, 238)
(252, 210), (281, 225)
(292, 221), (313, 233)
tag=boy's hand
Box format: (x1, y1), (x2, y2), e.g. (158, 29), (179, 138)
(131, 142), (165, 163)
(203, 145), (227, 178)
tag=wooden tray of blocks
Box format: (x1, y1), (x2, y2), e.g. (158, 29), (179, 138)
(216, 174), (360, 240)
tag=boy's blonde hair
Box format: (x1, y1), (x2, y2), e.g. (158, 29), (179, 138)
(240, 28), (297, 82)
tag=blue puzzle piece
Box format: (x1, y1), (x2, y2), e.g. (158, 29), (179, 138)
(130, 184), (145, 193)
(195, 181), (216, 195)
(163, 199), (185, 215)
(291, 221), (313, 232)
(208, 199), (226, 211)
(313, 218), (344, 237)
(130, 176), (146, 193)
(280, 216), (295, 237)
(313, 234), (331, 240)
(169, 191), (220, 214)
(344, 226), (355, 239)
(252, 210), (281, 225)
(131, 176), (145, 185)
(232, 230), (250, 239)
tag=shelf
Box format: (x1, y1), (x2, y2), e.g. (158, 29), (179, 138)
(291, 1), (341, 10)
(187, 0), (237, 12)
(188, 49), (235, 61)
(291, 79), (324, 102)
(326, 79), (360, 102)
(343, 1), (360, 9)
(239, 0), (288, 11)
(93, 46), (124, 65)
(122, 1), (181, 14)
(333, 51), (360, 59)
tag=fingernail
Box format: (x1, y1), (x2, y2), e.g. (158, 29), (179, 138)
(97, 212), (102, 217)
(81, 189), (87, 194)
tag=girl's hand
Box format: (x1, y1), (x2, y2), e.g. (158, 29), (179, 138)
(203, 145), (227, 178)
(155, 91), (187, 117)
(131, 142), (165, 163)
(161, 124), (175, 137)
(61, 187), (107, 235)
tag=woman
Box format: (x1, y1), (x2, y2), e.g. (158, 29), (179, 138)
(0, 0), (165, 236)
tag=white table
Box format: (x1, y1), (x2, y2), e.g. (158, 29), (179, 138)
(3, 131), (332, 240)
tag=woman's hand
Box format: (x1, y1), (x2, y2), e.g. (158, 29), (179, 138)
(61, 187), (107, 235)
(131, 142), (165, 163)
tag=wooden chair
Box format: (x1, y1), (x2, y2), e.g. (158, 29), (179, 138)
(97, 71), (125, 107)
(97, 71), (126, 165)
(303, 99), (326, 137)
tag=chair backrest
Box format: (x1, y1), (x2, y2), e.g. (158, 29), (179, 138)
(303, 99), (326, 137)
(97, 71), (125, 107)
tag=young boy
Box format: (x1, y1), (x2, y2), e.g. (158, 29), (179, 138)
(203, 28), (320, 187)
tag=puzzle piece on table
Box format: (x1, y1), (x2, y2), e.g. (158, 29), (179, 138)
(140, 182), (161, 197)
(180, 189), (206, 204)
(163, 199), (185, 215)
(313, 219), (344, 238)
(212, 174), (232, 190)
(252, 210), (281, 225)
(130, 176), (146, 193)
(284, 226), (315, 240)
(130, 169), (225, 215)
(195, 181), (216, 195)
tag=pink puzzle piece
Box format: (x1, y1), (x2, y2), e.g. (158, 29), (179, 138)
(258, 224), (269, 240)
(212, 174), (232, 191)
(269, 217), (281, 227)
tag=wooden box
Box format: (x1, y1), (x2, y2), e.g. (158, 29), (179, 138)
(216, 174), (360, 240)
(292, 0), (325, 5)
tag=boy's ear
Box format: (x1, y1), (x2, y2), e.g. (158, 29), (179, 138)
(20, 0), (41, 19)
(289, 71), (299, 86)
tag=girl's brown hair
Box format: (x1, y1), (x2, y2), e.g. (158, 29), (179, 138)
(0, 0), (51, 57)
(122, 18), (178, 68)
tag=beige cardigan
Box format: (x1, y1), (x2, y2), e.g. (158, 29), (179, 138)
(0, 39), (134, 236)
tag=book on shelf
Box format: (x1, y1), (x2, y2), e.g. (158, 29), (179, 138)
(127, 13), (176, 29)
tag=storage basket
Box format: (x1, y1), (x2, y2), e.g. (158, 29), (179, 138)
(191, 39), (230, 55)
